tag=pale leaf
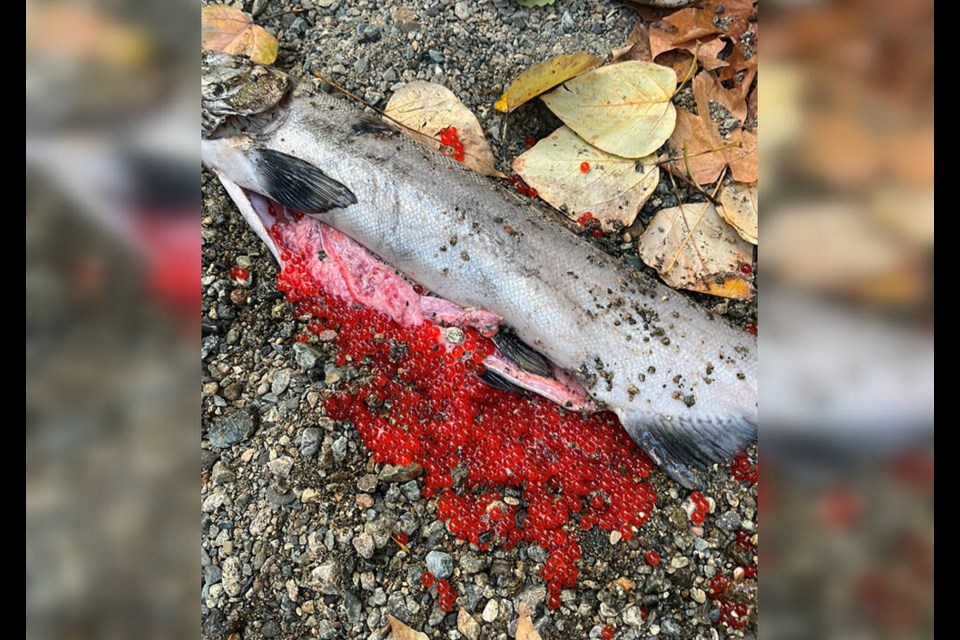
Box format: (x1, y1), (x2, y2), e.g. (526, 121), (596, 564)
(494, 54), (602, 113)
(201, 5), (278, 65)
(386, 82), (503, 177)
(718, 182), (758, 244)
(638, 202), (753, 298)
(512, 126), (658, 230)
(516, 602), (542, 640)
(541, 61), (677, 158)
(387, 614), (429, 640)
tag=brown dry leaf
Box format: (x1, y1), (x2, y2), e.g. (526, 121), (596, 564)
(693, 71), (747, 125)
(638, 202), (754, 298)
(513, 126), (658, 230)
(386, 82), (503, 177)
(541, 61), (676, 158)
(494, 53), (602, 113)
(665, 71), (757, 184)
(718, 182), (758, 244)
(611, 21), (653, 63)
(201, 5), (278, 64)
(654, 49), (695, 81)
(516, 602), (543, 640)
(649, 10), (720, 58)
(387, 614), (429, 640)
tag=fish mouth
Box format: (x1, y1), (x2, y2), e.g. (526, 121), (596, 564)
(215, 172), (597, 412)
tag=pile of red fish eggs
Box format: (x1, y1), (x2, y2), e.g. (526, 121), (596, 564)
(575, 212), (604, 238)
(507, 175), (539, 199)
(438, 126), (466, 163)
(689, 491), (711, 525)
(273, 243), (658, 609)
(730, 451), (758, 484)
(709, 575), (751, 629)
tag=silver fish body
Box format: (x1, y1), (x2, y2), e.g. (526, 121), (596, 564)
(202, 55), (757, 487)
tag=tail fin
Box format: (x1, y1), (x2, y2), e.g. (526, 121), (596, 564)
(622, 415), (758, 489)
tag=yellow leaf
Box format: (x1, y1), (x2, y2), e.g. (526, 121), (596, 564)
(516, 602), (542, 640)
(201, 5), (278, 65)
(540, 61), (677, 158)
(512, 126), (658, 230)
(718, 182), (758, 244)
(638, 202), (753, 299)
(387, 614), (429, 640)
(386, 82), (504, 178)
(494, 53), (602, 113)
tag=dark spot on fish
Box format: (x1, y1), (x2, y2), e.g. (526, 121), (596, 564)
(661, 337), (671, 346)
(460, 251), (470, 261)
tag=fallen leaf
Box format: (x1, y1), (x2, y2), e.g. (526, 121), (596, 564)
(201, 5), (278, 64)
(648, 10), (720, 58)
(512, 126), (658, 230)
(387, 614), (429, 640)
(665, 71), (757, 184)
(638, 202), (753, 298)
(541, 61), (677, 158)
(516, 602), (543, 640)
(611, 22), (653, 63)
(494, 53), (602, 113)
(386, 82), (503, 177)
(718, 182), (758, 244)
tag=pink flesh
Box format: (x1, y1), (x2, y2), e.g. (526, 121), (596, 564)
(259, 197), (593, 410)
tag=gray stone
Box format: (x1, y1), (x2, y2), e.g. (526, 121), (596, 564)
(425, 550), (454, 579)
(221, 557), (243, 597)
(293, 343), (319, 370)
(271, 369), (291, 395)
(717, 510), (742, 531)
(460, 551), (485, 574)
(379, 463), (423, 483)
(310, 560), (342, 594)
(454, 1), (471, 19)
(211, 461), (235, 485)
(299, 427), (321, 457)
(208, 411), (255, 448)
(481, 598), (499, 622)
(353, 531), (376, 559)
(343, 591), (363, 624)
(267, 456), (294, 479)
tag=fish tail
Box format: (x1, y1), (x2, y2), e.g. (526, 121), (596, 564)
(622, 415), (758, 489)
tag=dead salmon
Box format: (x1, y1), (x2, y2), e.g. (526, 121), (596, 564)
(201, 54), (757, 488)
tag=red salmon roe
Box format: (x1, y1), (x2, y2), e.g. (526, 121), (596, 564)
(268, 213), (671, 608)
(576, 212), (594, 226)
(580, 162), (591, 173)
(507, 176), (539, 199)
(730, 451), (758, 483)
(436, 578), (457, 612)
(438, 126), (466, 162)
(645, 550), (661, 566)
(421, 571), (435, 588)
(600, 625), (614, 640)
(740, 262), (753, 275)
(744, 322), (757, 335)
(524, 135), (537, 147)
(229, 266), (249, 281)
(394, 531), (409, 545)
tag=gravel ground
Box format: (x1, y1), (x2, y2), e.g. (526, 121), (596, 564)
(201, 0), (758, 638)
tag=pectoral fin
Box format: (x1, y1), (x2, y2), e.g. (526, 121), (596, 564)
(255, 148), (357, 214)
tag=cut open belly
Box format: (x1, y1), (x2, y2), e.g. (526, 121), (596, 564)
(220, 174), (597, 412)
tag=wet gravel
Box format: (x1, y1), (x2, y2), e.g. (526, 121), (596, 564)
(201, 0), (758, 638)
